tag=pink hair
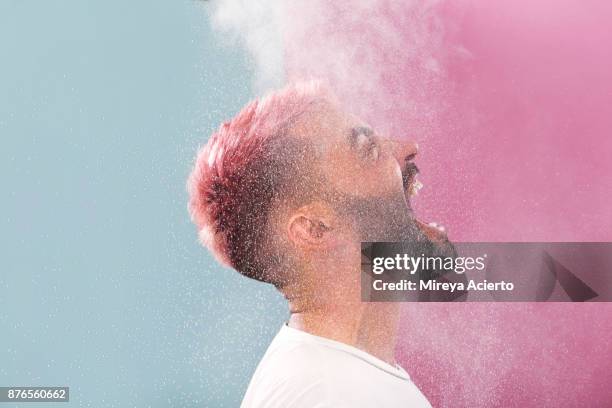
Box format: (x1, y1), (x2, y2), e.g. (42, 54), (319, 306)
(187, 80), (332, 279)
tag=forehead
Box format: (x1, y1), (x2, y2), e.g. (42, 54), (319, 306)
(289, 99), (362, 152)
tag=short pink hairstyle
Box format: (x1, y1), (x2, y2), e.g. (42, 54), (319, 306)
(187, 80), (332, 281)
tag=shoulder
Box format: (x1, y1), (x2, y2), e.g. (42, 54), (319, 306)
(241, 341), (349, 408)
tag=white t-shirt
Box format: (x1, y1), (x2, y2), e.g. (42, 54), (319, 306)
(241, 324), (431, 408)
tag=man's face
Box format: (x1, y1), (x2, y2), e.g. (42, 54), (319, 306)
(292, 100), (423, 242)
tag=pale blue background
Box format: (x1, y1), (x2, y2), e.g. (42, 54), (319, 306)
(0, 1), (286, 406)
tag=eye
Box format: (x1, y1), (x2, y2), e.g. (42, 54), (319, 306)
(350, 127), (379, 162)
(355, 132), (369, 149)
(369, 143), (380, 161)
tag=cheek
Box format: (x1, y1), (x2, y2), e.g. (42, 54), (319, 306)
(340, 160), (402, 197)
(388, 159), (404, 186)
(364, 156), (404, 195)
(323, 151), (403, 197)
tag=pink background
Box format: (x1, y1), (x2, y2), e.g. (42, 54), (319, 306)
(285, 1), (612, 406)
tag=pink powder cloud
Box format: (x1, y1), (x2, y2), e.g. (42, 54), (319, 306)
(285, 1), (612, 406)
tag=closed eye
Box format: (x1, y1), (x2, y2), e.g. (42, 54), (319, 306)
(366, 141), (380, 161)
(350, 126), (379, 161)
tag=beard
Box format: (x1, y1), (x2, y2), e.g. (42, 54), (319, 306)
(331, 188), (458, 265)
(332, 189), (423, 242)
(331, 189), (467, 301)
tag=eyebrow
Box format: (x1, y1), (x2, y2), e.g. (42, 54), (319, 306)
(349, 126), (374, 148)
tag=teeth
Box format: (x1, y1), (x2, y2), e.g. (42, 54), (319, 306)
(429, 222), (445, 232)
(410, 177), (423, 196)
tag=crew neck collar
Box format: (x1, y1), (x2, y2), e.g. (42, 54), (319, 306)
(281, 323), (411, 381)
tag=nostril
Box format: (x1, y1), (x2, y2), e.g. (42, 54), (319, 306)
(404, 153), (416, 162)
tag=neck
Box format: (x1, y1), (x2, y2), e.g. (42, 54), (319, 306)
(283, 274), (401, 366)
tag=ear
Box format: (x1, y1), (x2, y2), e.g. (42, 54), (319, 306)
(287, 203), (334, 248)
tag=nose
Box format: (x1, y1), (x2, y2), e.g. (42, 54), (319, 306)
(384, 138), (419, 163)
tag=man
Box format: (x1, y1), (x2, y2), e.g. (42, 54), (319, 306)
(188, 81), (447, 407)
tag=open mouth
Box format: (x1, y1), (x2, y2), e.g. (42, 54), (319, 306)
(402, 162), (423, 197)
(401, 161), (447, 242)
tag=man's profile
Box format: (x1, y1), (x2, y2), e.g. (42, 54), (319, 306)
(187, 81), (448, 407)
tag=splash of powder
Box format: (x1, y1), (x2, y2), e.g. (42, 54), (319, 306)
(208, 1), (612, 406)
